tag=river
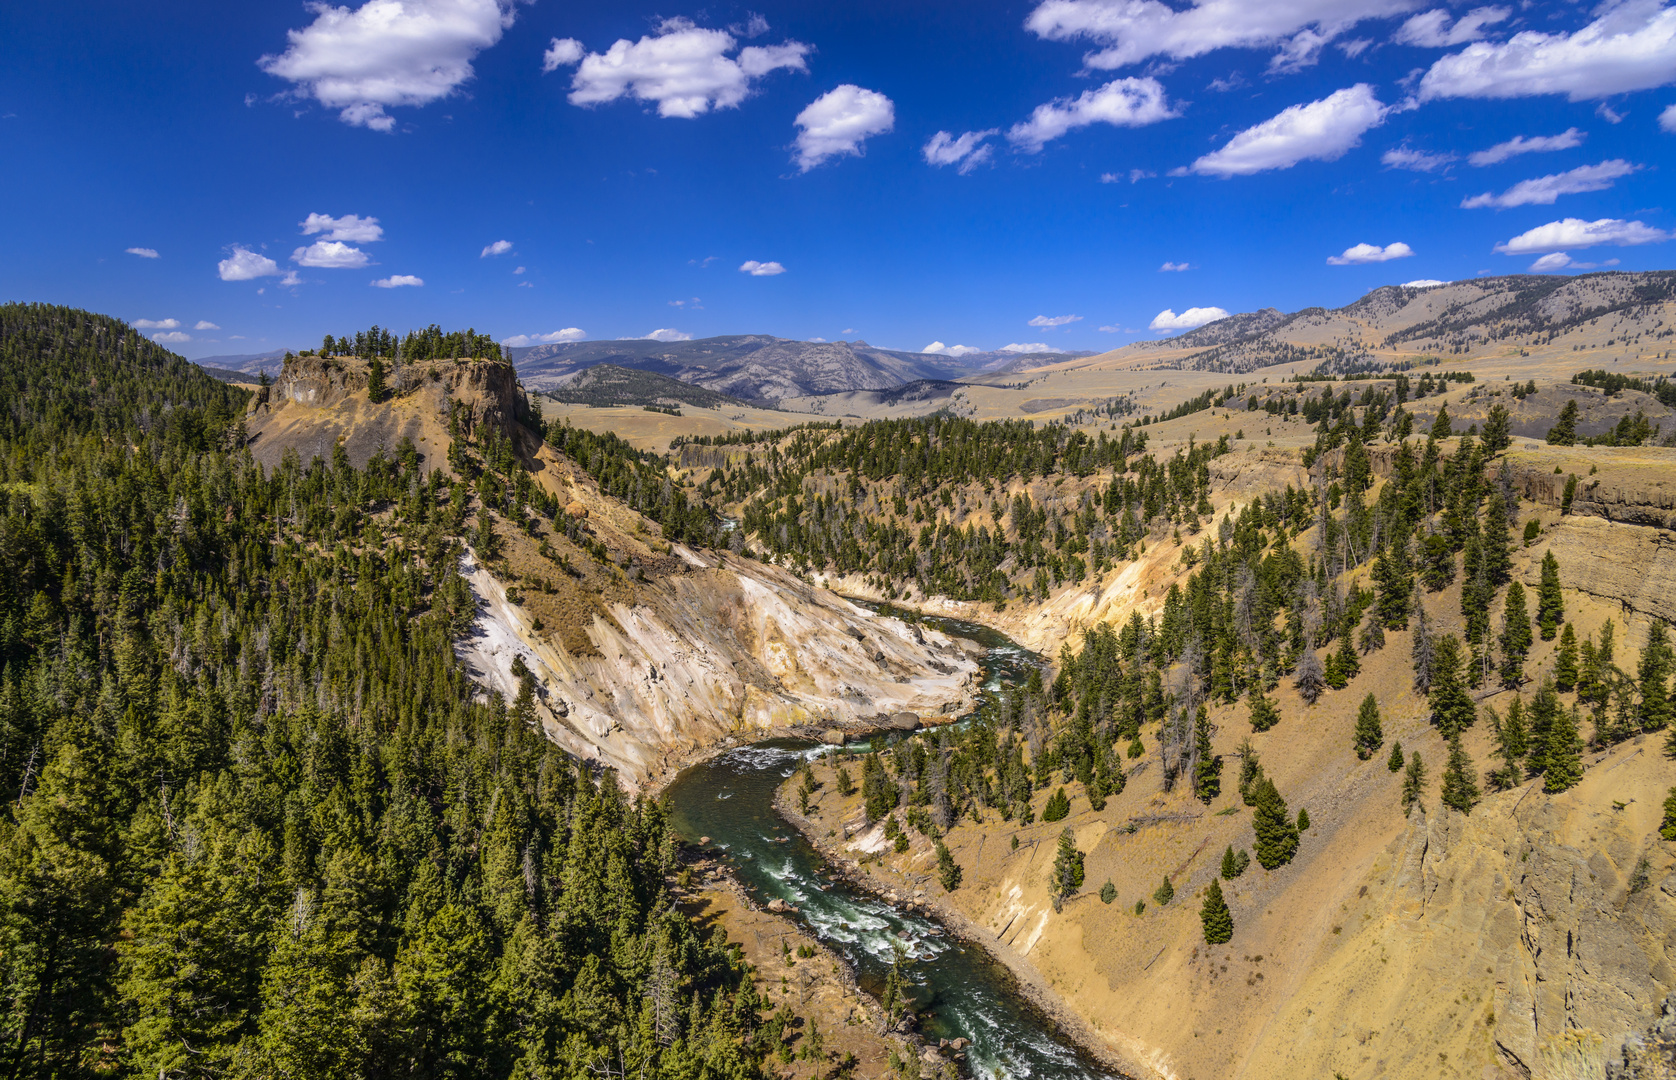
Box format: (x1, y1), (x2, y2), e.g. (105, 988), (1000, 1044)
(663, 611), (1123, 1080)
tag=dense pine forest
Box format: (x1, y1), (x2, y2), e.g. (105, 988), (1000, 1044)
(0, 305), (773, 1079)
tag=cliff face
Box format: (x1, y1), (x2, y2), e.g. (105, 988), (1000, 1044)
(242, 354), (534, 471)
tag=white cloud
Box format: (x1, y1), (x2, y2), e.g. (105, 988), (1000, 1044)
(739, 260), (786, 276)
(1394, 6), (1509, 47)
(1008, 77), (1176, 152)
(1149, 306), (1230, 330)
(644, 328), (693, 342)
(502, 329), (586, 347)
(279, 270), (303, 287)
(126, 247), (159, 258)
(293, 240), (371, 268)
(550, 18), (809, 119)
(1023, 0), (1421, 71)
(1494, 216), (1671, 254)
(1192, 84), (1386, 176)
(923, 129), (998, 174)
(513, 265), (526, 274)
(133, 318), (180, 330)
(1468, 127), (1585, 165)
(999, 342), (1065, 353)
(1527, 252), (1622, 271)
(1461, 159), (1637, 208)
(481, 239), (513, 257)
(1382, 144), (1456, 171)
(372, 274), (424, 287)
(258, 0), (521, 131)
(1419, 3), (1676, 102)
(152, 331), (191, 344)
(194, 320), (220, 331)
(301, 212), (383, 242)
(1662, 103), (1676, 132)
(1402, 278), (1448, 286)
(807, 337), (827, 343)
(542, 37), (584, 71)
(794, 85), (895, 171)
(1161, 261), (1191, 271)
(1098, 324), (1124, 332)
(923, 341), (982, 356)
(1328, 241), (1415, 264)
(218, 246), (281, 281)
(1029, 314), (1083, 327)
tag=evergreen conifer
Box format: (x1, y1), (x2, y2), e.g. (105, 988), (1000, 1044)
(1429, 635), (1477, 736)
(1537, 551), (1565, 639)
(1554, 624), (1579, 691)
(1042, 786), (1071, 822)
(1152, 876), (1175, 906)
(1353, 693), (1384, 760)
(1543, 706), (1583, 793)
(1547, 400), (1579, 445)
(1639, 623), (1674, 731)
(1440, 734), (1481, 813)
(1498, 581), (1533, 687)
(1401, 751), (1427, 816)
(1193, 707), (1221, 804)
(1388, 740), (1405, 772)
(1200, 878), (1234, 945)
(1252, 778), (1299, 870)
(1247, 687), (1280, 732)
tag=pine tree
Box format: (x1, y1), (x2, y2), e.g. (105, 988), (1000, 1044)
(1661, 787), (1676, 842)
(1401, 751), (1427, 816)
(1491, 696), (1529, 788)
(1220, 845), (1242, 879)
(1296, 807), (1311, 831)
(1440, 734), (1481, 813)
(1526, 679), (1561, 776)
(1152, 876), (1175, 906)
(1200, 878), (1234, 945)
(1247, 686), (1280, 732)
(1498, 581), (1533, 688)
(1388, 740), (1405, 772)
(1042, 786), (1071, 822)
(1051, 828), (1085, 903)
(1429, 635), (1477, 737)
(1554, 623), (1579, 691)
(1547, 400), (1579, 445)
(1536, 551), (1564, 639)
(1252, 778), (1299, 870)
(1639, 623), (1674, 732)
(1431, 403), (1453, 441)
(1100, 880), (1117, 904)
(1543, 705), (1584, 793)
(1331, 624), (1360, 686)
(935, 840), (961, 891)
(1193, 707), (1221, 804)
(1353, 693), (1384, 760)
(367, 356), (387, 403)
(1411, 595), (1436, 694)
(1372, 540), (1412, 629)
(1482, 403), (1512, 454)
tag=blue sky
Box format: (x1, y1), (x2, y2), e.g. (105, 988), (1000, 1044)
(3, 0), (1675, 360)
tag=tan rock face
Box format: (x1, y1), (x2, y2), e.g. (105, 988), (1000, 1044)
(454, 545), (980, 787)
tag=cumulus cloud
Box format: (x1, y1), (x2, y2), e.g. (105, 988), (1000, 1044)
(739, 260), (786, 276)
(548, 18), (809, 119)
(1527, 252), (1622, 271)
(481, 239), (513, 257)
(1419, 3), (1676, 102)
(923, 341), (982, 356)
(502, 328), (586, 347)
(194, 320), (220, 330)
(1494, 216), (1671, 254)
(218, 246), (281, 281)
(1192, 85), (1386, 176)
(1161, 261), (1191, 271)
(293, 240), (371, 268)
(1000, 343), (1064, 353)
(1461, 159), (1637, 208)
(133, 318), (181, 330)
(1394, 6), (1508, 47)
(1023, 0), (1421, 72)
(126, 247), (159, 258)
(794, 85), (895, 171)
(301, 212), (383, 242)
(1028, 314), (1083, 327)
(153, 331), (192, 344)
(1008, 78), (1176, 152)
(1328, 241), (1415, 264)
(1402, 278), (1448, 287)
(280, 270), (304, 287)
(1149, 306), (1230, 330)
(372, 274), (423, 287)
(1468, 128), (1585, 165)
(258, 0), (522, 131)
(644, 328), (693, 342)
(1382, 145), (1457, 171)
(923, 129), (998, 174)
(1662, 103), (1676, 131)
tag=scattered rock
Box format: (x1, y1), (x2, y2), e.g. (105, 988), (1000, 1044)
(821, 729), (848, 746)
(888, 711), (922, 731)
(950, 1038), (970, 1051)
(698, 836), (711, 846)
(564, 501), (588, 519)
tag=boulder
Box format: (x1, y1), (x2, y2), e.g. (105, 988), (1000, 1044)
(888, 712), (922, 731)
(564, 501), (588, 519)
(821, 729), (848, 746)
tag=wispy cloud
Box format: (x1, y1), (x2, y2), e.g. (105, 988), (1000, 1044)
(923, 129), (998, 175)
(503, 329), (586, 347)
(133, 318), (180, 330)
(1468, 128), (1585, 166)
(1028, 314), (1082, 327)
(1461, 159), (1637, 208)
(1419, 4), (1676, 101)
(739, 260), (786, 276)
(1009, 78), (1176, 153)
(1193, 85), (1386, 176)
(481, 239), (513, 257)
(126, 246), (159, 259)
(301, 212), (383, 242)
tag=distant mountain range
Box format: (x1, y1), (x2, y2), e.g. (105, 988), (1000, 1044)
(508, 335), (1090, 402)
(192, 349), (291, 380)
(544, 363), (757, 410)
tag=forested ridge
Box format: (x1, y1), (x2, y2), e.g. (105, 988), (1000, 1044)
(0, 305), (776, 1079)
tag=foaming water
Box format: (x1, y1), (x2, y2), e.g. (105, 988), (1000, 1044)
(664, 613), (1123, 1080)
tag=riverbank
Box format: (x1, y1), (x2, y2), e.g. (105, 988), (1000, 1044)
(772, 779), (1153, 1080)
